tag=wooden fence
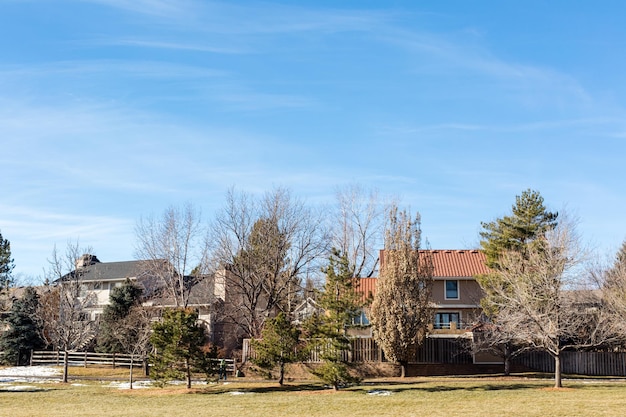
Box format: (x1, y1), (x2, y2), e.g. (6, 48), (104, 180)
(243, 336), (471, 364)
(514, 350), (626, 377)
(30, 351), (236, 373)
(31, 351), (144, 368)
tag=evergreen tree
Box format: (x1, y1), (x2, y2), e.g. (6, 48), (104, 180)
(251, 312), (306, 385)
(370, 207), (433, 378)
(97, 280), (143, 353)
(309, 250), (362, 390)
(478, 189), (558, 316)
(0, 231), (15, 294)
(476, 189), (558, 374)
(0, 287), (45, 365)
(150, 308), (214, 389)
(479, 189), (558, 270)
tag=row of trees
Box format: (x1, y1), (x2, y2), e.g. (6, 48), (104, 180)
(130, 185), (390, 349)
(3, 187), (626, 390)
(476, 189), (626, 388)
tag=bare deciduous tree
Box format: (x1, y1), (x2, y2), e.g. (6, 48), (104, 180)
(210, 187), (329, 342)
(39, 242), (98, 383)
(135, 203), (208, 308)
(486, 216), (613, 388)
(370, 206), (434, 378)
(111, 306), (154, 388)
(594, 240), (626, 348)
(333, 184), (389, 278)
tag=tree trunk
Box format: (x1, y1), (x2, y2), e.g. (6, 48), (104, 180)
(504, 356), (511, 376)
(278, 362), (285, 386)
(129, 356), (134, 390)
(399, 361), (407, 378)
(144, 357), (150, 377)
(62, 350), (69, 384)
(554, 354), (562, 388)
(186, 358), (192, 389)
(503, 344), (512, 376)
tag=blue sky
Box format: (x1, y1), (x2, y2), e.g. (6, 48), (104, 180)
(2, 1), (626, 281)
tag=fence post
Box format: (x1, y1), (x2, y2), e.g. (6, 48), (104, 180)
(113, 352), (116, 369)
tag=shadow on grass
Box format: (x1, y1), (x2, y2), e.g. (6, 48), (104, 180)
(197, 383), (328, 395)
(195, 378), (547, 396)
(349, 382), (542, 395)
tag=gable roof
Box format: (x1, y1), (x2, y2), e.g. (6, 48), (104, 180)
(427, 250), (490, 278)
(362, 249), (490, 298)
(61, 260), (148, 282)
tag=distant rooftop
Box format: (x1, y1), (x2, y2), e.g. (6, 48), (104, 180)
(362, 249), (490, 297)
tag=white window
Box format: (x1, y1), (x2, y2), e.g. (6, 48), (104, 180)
(445, 280), (459, 299)
(352, 310), (370, 326)
(435, 312), (460, 329)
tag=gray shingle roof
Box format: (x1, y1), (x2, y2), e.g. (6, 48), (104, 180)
(71, 260), (147, 282)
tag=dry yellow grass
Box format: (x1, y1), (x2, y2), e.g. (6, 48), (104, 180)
(1, 376), (626, 417)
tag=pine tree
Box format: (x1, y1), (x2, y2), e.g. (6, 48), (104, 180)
(370, 207), (433, 378)
(150, 308), (213, 389)
(480, 189), (558, 270)
(251, 312), (306, 385)
(0, 231), (15, 294)
(309, 250), (362, 390)
(0, 287), (45, 365)
(478, 189), (558, 316)
(97, 280), (143, 353)
(476, 189), (558, 374)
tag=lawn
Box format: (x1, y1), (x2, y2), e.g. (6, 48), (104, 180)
(1, 376), (626, 417)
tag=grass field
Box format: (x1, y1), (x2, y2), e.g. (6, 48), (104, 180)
(2, 374), (626, 417)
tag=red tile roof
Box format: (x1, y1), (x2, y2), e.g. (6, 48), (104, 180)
(356, 277), (377, 302)
(361, 250), (490, 297)
(425, 249), (490, 278)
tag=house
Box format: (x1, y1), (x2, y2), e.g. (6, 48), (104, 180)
(422, 249), (488, 334)
(356, 250), (487, 334)
(55, 254), (224, 344)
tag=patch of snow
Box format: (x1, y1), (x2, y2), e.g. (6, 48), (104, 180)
(2, 385), (43, 392)
(0, 366), (60, 377)
(107, 380), (153, 390)
(367, 390), (392, 396)
(0, 366), (61, 383)
(228, 391), (251, 396)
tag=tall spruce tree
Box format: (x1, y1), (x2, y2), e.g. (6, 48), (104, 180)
(309, 250), (362, 390)
(476, 189), (558, 374)
(479, 189), (558, 270)
(97, 280), (143, 353)
(0, 231), (15, 294)
(0, 287), (45, 365)
(370, 207), (433, 378)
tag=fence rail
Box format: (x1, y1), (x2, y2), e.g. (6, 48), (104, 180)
(514, 350), (626, 377)
(243, 336), (471, 364)
(30, 351), (237, 373)
(30, 351), (145, 368)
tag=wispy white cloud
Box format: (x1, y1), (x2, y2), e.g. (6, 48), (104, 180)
(0, 60), (225, 80)
(375, 117), (622, 136)
(76, 0), (392, 35)
(108, 39), (247, 54)
(217, 92), (317, 111)
(76, 0), (197, 19)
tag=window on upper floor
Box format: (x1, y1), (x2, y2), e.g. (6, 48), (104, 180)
(352, 310), (370, 326)
(445, 280), (459, 299)
(434, 312), (460, 329)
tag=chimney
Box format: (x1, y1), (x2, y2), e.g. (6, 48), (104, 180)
(75, 254), (100, 270)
